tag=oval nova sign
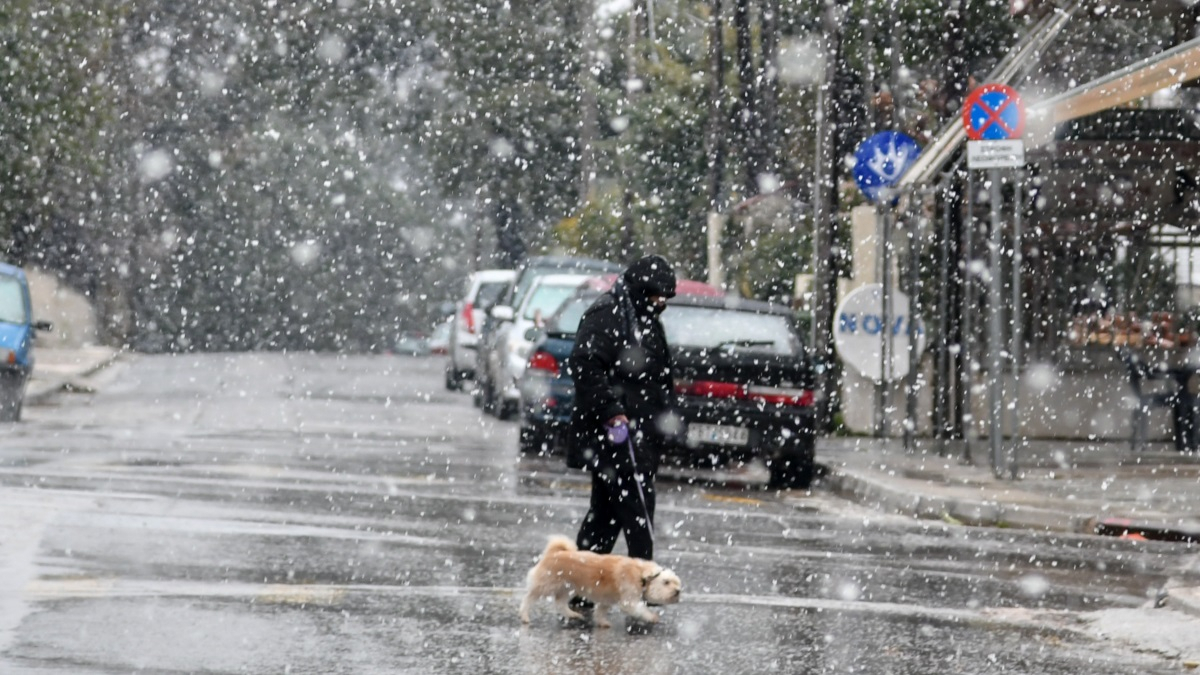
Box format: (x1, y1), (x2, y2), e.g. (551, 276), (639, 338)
(834, 284), (927, 382)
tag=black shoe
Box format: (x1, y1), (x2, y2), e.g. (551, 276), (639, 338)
(625, 617), (656, 635)
(568, 597), (594, 612)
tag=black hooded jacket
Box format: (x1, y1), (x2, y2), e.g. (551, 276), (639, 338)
(568, 255), (677, 471)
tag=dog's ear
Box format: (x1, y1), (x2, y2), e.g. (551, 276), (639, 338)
(641, 565), (663, 588)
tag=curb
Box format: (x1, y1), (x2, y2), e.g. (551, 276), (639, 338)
(818, 461), (1094, 533)
(27, 348), (123, 406)
(1164, 580), (1200, 620)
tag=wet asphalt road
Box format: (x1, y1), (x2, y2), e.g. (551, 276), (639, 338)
(0, 353), (1194, 674)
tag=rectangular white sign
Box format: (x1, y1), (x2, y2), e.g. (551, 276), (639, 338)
(967, 140), (1025, 169)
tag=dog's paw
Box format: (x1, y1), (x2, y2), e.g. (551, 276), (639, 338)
(637, 609), (660, 624)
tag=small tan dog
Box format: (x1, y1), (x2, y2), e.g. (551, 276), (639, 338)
(519, 536), (682, 628)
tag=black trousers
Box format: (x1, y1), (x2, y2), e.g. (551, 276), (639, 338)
(576, 462), (657, 560)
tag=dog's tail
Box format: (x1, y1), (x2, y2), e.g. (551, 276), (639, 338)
(542, 535), (576, 557)
(526, 536), (578, 589)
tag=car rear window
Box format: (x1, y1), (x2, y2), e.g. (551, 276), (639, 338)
(663, 306), (801, 356)
(473, 281), (509, 309)
(549, 296), (593, 334)
(523, 283), (584, 320)
(0, 276), (26, 325)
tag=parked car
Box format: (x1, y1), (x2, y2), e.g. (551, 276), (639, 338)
(518, 292), (816, 489)
(446, 269), (516, 391)
(0, 263), (52, 422)
(474, 255), (621, 411)
(393, 331), (430, 356)
(428, 318), (452, 355)
(477, 273), (591, 419)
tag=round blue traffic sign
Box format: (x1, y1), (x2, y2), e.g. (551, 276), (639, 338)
(853, 131), (921, 204)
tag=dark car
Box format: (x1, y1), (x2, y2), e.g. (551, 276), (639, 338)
(474, 255), (621, 415)
(0, 263), (53, 422)
(518, 291), (816, 489)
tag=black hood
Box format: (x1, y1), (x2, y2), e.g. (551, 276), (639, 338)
(622, 255), (676, 299)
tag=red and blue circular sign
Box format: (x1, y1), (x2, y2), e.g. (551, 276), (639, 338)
(962, 84), (1025, 141)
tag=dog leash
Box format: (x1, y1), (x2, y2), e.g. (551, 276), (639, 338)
(624, 437), (655, 545)
(609, 423), (654, 546)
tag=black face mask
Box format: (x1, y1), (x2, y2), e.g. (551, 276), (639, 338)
(630, 290), (661, 319)
(630, 292), (667, 320)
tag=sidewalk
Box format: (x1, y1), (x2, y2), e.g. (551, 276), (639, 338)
(816, 435), (1200, 618)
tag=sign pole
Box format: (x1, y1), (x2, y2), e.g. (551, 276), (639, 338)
(904, 196), (920, 453)
(936, 174), (952, 457)
(987, 168), (1005, 477)
(962, 171), (975, 464)
(875, 200), (889, 438)
(1009, 173), (1024, 478)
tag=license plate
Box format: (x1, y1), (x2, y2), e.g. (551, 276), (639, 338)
(686, 423), (750, 447)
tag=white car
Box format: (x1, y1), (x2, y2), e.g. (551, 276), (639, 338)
(446, 269), (517, 391)
(481, 273), (591, 418)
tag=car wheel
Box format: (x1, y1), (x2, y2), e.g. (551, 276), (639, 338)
(481, 378), (498, 416)
(0, 375), (24, 423)
(496, 397), (518, 421)
(768, 444), (814, 490)
(444, 367), (461, 392)
(519, 425), (554, 456)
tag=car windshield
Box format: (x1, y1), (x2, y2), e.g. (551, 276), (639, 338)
(0, 276), (27, 325)
(663, 306), (800, 356)
(522, 283), (583, 320)
(474, 281), (509, 310)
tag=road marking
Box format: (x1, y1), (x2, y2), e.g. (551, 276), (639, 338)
(20, 579), (1071, 630)
(258, 585), (345, 606)
(703, 494), (763, 506)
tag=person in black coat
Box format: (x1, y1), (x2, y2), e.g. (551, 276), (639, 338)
(569, 254), (676, 561)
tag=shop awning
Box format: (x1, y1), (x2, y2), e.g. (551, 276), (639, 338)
(1029, 34), (1200, 130)
(898, 2), (1200, 190)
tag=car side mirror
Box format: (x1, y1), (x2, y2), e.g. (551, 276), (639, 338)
(34, 320), (52, 332)
(524, 327), (543, 342)
(491, 305), (514, 322)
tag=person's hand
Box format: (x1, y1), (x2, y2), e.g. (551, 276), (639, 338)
(606, 414), (629, 428)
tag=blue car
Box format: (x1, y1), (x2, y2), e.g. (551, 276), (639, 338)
(518, 290), (817, 489)
(0, 263), (52, 421)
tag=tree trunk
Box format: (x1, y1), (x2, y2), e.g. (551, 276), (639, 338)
(704, 0), (726, 210)
(734, 0), (759, 196)
(812, 1), (842, 433)
(574, 0), (598, 206)
(758, 0), (779, 179)
(493, 193), (524, 268)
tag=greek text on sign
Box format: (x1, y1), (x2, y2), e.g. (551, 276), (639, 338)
(834, 284), (926, 382)
(967, 139), (1025, 169)
(962, 83), (1025, 141)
